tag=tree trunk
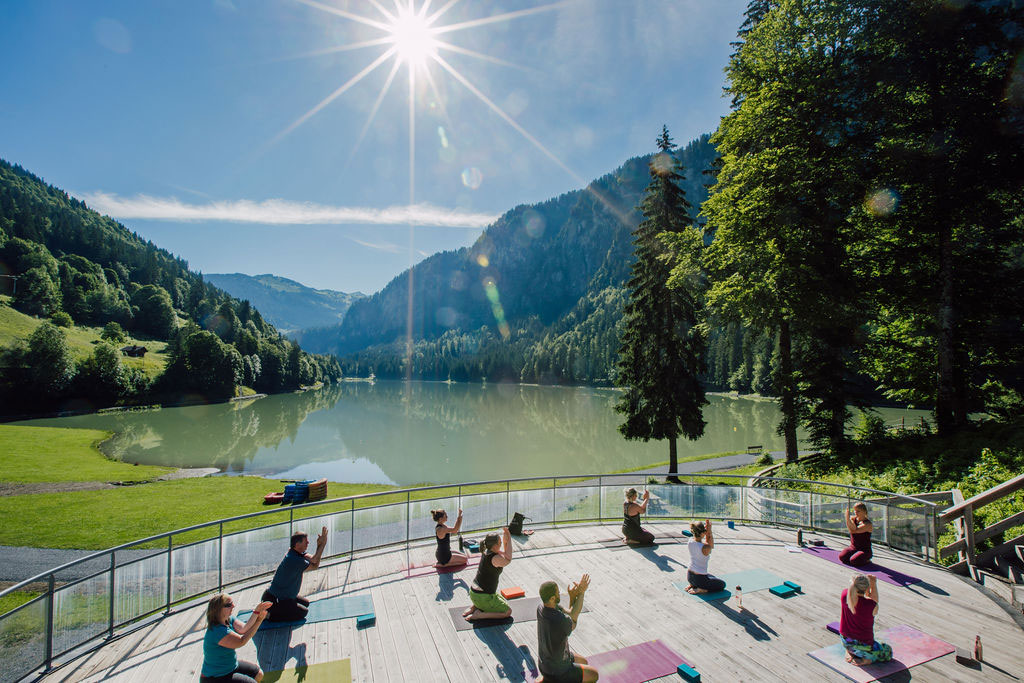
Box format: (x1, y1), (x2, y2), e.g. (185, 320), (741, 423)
(667, 436), (680, 483)
(778, 320), (799, 461)
(936, 224), (955, 435)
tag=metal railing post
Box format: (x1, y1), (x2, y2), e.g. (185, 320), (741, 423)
(506, 480), (510, 525)
(883, 505), (890, 547)
(218, 523), (224, 592)
(289, 508), (294, 538)
(165, 536), (173, 614)
(107, 553), (116, 638)
(599, 475), (604, 521)
(405, 491), (411, 554)
(44, 573), (54, 671)
(349, 499), (355, 560)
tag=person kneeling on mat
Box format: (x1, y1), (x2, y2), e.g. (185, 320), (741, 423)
(622, 487), (655, 546)
(686, 519), (726, 594)
(201, 593), (273, 683)
(537, 575), (599, 683)
(262, 526), (327, 622)
(432, 508), (468, 568)
(840, 502), (873, 567)
(463, 526), (513, 621)
(840, 575), (892, 666)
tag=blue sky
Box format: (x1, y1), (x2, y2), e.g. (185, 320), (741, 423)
(0, 0), (745, 293)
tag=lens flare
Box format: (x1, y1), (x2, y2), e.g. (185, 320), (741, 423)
(476, 254), (489, 267)
(388, 7), (439, 67)
(461, 167), (483, 189)
(483, 277), (510, 339)
(651, 152), (674, 175)
(865, 188), (900, 217)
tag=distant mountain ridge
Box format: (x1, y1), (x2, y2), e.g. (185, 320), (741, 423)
(204, 273), (364, 335)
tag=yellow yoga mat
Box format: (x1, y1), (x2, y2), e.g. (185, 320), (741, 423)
(262, 659), (351, 683)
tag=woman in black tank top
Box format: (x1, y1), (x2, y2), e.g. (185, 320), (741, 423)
(622, 488), (655, 545)
(431, 509), (467, 567)
(463, 527), (513, 621)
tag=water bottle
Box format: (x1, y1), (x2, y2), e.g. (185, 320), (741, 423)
(974, 635), (983, 662)
(735, 586), (743, 610)
(459, 534), (464, 551)
(796, 528), (803, 546)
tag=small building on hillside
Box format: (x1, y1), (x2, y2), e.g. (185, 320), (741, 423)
(120, 345), (148, 357)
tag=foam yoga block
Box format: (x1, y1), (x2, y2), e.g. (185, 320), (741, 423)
(784, 581), (802, 591)
(769, 584), (797, 597)
(727, 521), (735, 530)
(826, 621), (841, 634)
(500, 586), (525, 599)
(681, 529), (693, 537)
(677, 662), (701, 682)
(356, 613), (375, 628)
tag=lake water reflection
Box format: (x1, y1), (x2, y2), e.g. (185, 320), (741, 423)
(18, 381), (929, 486)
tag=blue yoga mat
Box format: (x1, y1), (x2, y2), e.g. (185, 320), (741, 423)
(673, 568), (785, 602)
(238, 594), (374, 630)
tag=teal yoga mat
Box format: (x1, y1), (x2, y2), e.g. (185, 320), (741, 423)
(673, 568), (785, 602)
(238, 594), (374, 630)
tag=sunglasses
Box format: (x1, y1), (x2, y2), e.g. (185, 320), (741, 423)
(223, 601), (234, 608)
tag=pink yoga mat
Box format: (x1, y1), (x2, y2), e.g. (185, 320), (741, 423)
(808, 624), (954, 682)
(801, 546), (922, 586)
(584, 640), (694, 683)
(404, 556), (479, 578)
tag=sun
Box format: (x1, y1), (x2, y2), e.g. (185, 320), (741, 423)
(387, 8), (438, 67)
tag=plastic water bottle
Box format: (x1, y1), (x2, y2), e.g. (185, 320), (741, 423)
(735, 586), (743, 610)
(974, 635), (983, 662)
(796, 528), (803, 546)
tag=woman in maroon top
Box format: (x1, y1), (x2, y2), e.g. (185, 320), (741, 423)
(839, 575), (892, 665)
(839, 502), (873, 567)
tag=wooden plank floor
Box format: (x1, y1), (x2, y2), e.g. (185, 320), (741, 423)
(42, 523), (1024, 682)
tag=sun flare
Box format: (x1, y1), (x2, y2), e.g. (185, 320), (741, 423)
(388, 9), (439, 67)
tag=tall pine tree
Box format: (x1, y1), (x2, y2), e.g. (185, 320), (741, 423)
(616, 127), (707, 482)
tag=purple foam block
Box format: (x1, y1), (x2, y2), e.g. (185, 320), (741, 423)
(801, 545), (922, 586)
(826, 621), (840, 634)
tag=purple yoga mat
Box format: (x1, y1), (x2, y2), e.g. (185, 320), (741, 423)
(801, 546), (922, 586)
(584, 640), (693, 683)
(808, 624), (955, 682)
(404, 556), (479, 578)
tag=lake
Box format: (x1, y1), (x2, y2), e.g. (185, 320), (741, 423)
(18, 381), (930, 486)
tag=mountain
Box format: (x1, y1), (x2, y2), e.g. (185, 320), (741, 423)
(294, 134), (764, 389)
(204, 273), (364, 336)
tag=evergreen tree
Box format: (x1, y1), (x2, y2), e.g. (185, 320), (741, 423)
(615, 127), (707, 481)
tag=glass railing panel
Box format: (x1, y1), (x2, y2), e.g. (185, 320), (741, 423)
(408, 496), (460, 543)
(812, 493), (851, 535)
(509, 487), (554, 527)
(457, 493), (506, 535)
(352, 502), (407, 551)
(51, 572), (109, 658)
(755, 487), (809, 528)
(171, 537), (219, 603)
(885, 504), (930, 555)
(292, 509), (353, 560)
(554, 485), (600, 524)
(114, 551), (167, 626)
(221, 522), (291, 587)
(691, 485), (742, 520)
(0, 595), (47, 683)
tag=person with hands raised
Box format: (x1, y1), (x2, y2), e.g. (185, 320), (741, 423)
(622, 487), (655, 546)
(839, 574), (891, 666)
(840, 502), (874, 567)
(432, 508), (468, 567)
(200, 593), (272, 682)
(537, 574), (599, 682)
(686, 519), (726, 594)
(262, 526), (328, 622)
(463, 526), (513, 621)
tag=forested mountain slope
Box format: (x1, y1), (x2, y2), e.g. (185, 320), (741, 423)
(0, 159), (341, 413)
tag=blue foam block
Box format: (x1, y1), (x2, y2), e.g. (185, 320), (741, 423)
(783, 580), (802, 592)
(727, 521), (735, 529)
(677, 663), (701, 681)
(356, 612), (375, 628)
(769, 584), (796, 597)
(681, 529), (693, 537)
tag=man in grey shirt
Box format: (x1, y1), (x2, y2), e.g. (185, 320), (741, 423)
(536, 574), (599, 682)
(262, 527), (327, 622)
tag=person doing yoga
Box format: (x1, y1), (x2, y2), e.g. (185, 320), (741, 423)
(200, 593), (272, 683)
(262, 526), (327, 622)
(463, 526), (513, 621)
(622, 487), (655, 546)
(839, 574), (892, 666)
(840, 502), (873, 567)
(536, 575), (599, 683)
(686, 519), (726, 594)
(432, 508), (468, 567)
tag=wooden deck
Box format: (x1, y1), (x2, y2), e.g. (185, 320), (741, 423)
(41, 523), (1024, 683)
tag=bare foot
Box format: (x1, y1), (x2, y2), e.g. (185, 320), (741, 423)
(462, 606), (477, 619)
(686, 586), (707, 594)
(845, 653), (854, 664)
(850, 657), (870, 667)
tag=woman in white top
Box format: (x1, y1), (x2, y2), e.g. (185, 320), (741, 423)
(686, 519), (726, 594)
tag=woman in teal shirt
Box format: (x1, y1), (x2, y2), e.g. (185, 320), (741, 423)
(201, 593), (273, 683)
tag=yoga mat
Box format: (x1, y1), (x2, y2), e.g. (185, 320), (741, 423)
(404, 555), (479, 577)
(448, 597), (589, 631)
(801, 546), (922, 587)
(239, 594), (374, 630)
(262, 659), (351, 683)
(807, 624), (954, 683)
(597, 535), (678, 550)
(586, 640), (694, 683)
(673, 568), (785, 602)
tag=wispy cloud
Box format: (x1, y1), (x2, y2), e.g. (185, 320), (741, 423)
(81, 192), (497, 229)
(347, 236), (403, 253)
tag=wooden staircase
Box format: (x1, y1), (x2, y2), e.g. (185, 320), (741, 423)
(938, 472), (1024, 611)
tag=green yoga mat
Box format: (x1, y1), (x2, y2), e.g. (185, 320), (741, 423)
(263, 659), (351, 683)
(238, 594), (374, 630)
(673, 568), (785, 602)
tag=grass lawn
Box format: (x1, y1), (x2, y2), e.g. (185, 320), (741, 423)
(0, 299), (168, 381)
(0, 424), (172, 483)
(0, 591), (41, 615)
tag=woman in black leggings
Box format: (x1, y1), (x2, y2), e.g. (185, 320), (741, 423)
(432, 508), (468, 567)
(686, 520), (726, 594)
(622, 488), (655, 545)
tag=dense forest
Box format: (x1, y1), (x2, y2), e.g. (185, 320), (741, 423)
(0, 160), (342, 414)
